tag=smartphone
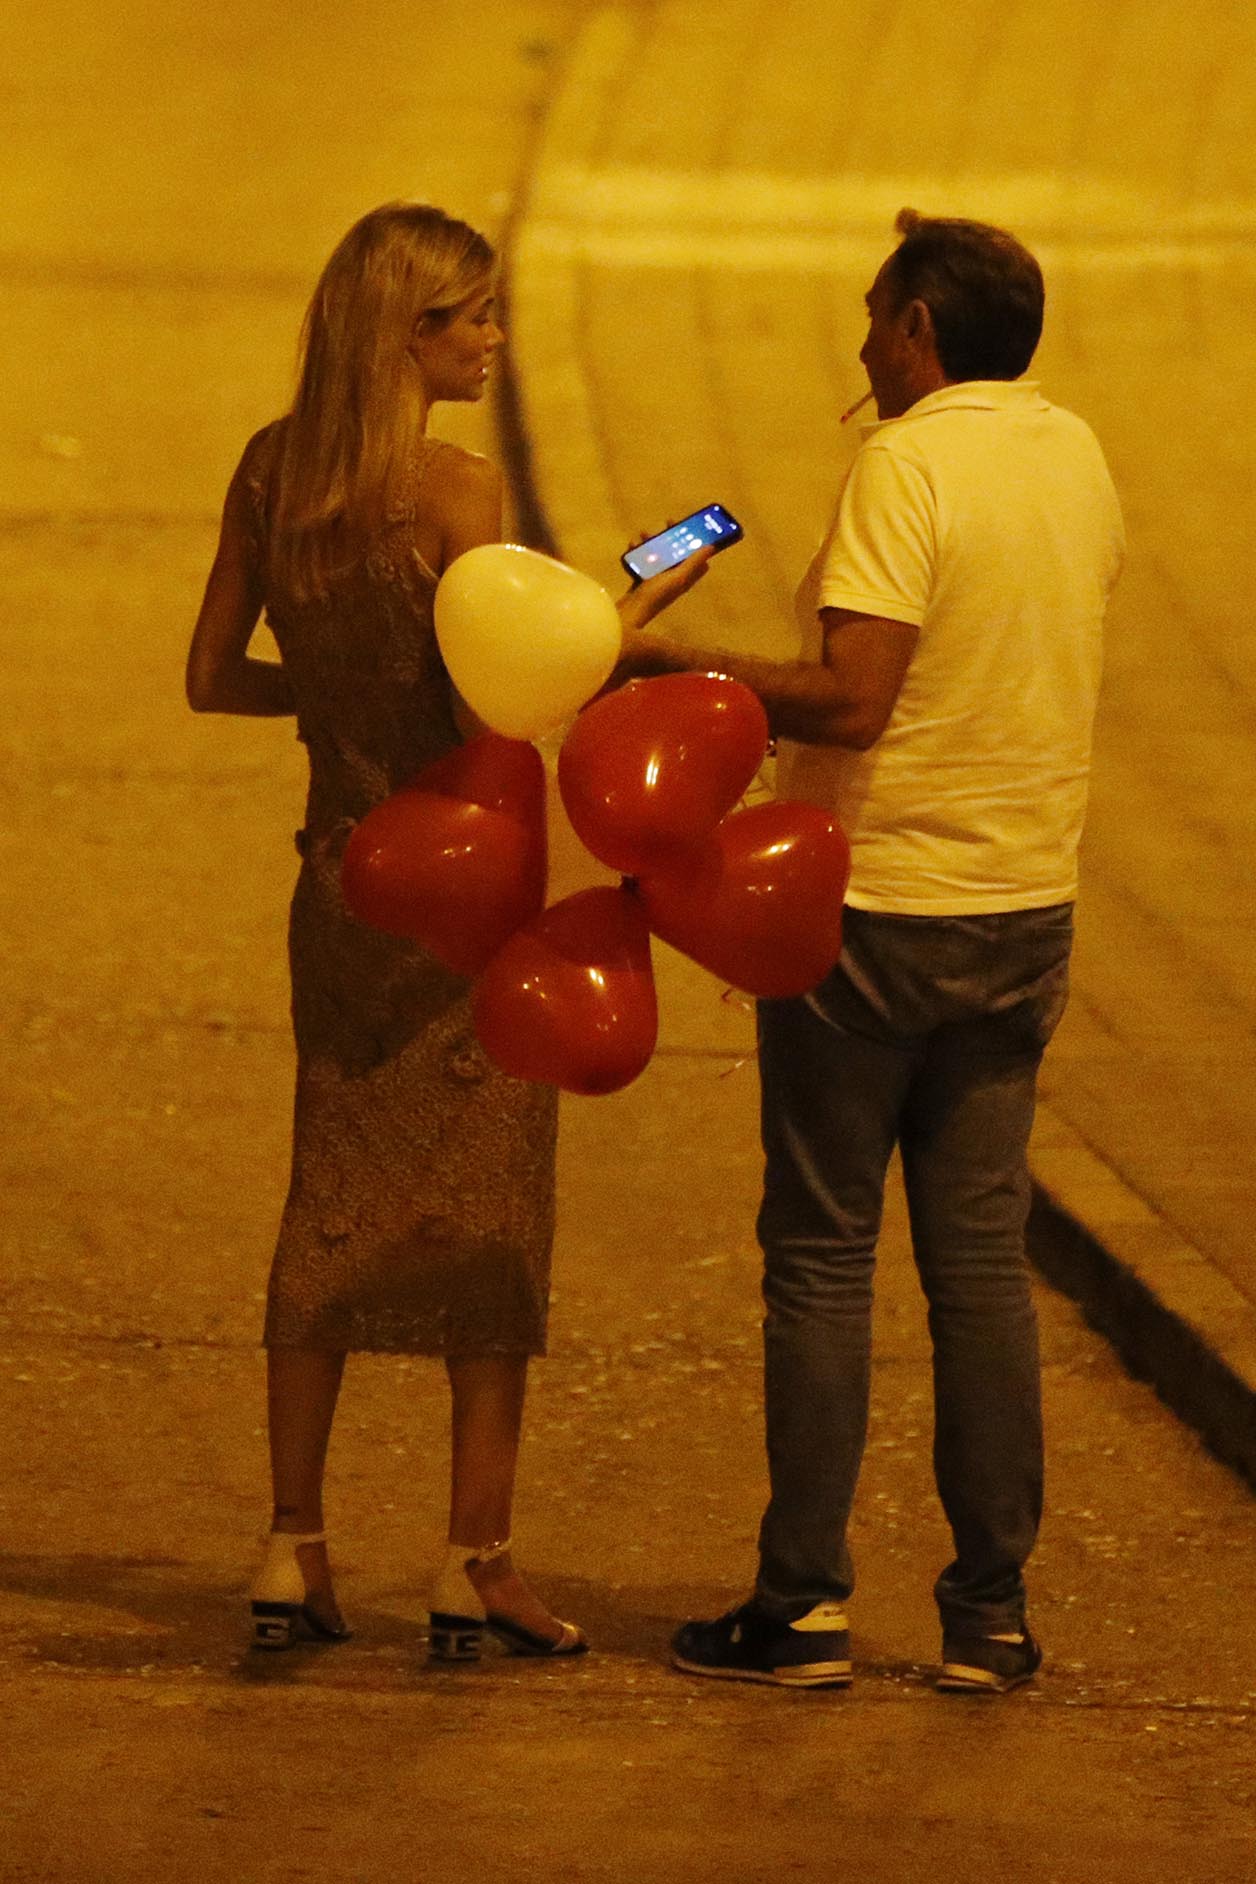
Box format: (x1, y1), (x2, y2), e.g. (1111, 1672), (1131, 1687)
(621, 504), (743, 582)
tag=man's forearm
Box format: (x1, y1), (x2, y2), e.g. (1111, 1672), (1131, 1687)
(612, 634), (879, 749)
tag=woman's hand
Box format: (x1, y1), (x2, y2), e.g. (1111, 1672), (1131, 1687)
(616, 542), (714, 635)
(605, 528), (714, 687)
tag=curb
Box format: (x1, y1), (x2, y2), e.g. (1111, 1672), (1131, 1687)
(1029, 1096), (1256, 1490)
(1027, 1192), (1256, 1491)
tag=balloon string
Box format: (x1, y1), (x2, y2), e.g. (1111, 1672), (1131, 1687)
(740, 762), (775, 807)
(717, 984), (755, 1079)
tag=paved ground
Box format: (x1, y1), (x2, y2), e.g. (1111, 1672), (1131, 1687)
(2, 3), (1254, 1880)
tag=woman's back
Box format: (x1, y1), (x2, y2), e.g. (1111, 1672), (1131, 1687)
(239, 419), (463, 837)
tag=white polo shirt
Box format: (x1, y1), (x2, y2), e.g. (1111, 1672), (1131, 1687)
(779, 381), (1125, 914)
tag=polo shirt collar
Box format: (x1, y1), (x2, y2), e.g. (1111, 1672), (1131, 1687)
(862, 380), (1048, 433)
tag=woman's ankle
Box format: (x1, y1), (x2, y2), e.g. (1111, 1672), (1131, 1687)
(465, 1558), (563, 1633)
(271, 1506), (325, 1535)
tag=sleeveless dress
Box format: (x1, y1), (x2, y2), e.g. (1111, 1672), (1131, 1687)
(233, 423), (558, 1355)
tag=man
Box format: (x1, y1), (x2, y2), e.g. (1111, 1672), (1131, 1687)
(622, 211), (1125, 1693)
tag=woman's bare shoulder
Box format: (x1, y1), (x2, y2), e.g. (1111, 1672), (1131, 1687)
(241, 417), (286, 472)
(408, 441), (503, 570)
(225, 419), (284, 506)
(422, 439), (502, 498)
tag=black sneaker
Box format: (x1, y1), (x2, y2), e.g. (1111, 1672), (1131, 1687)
(936, 1625), (1042, 1694)
(670, 1599), (852, 1688)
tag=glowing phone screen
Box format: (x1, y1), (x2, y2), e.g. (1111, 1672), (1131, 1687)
(622, 505), (743, 580)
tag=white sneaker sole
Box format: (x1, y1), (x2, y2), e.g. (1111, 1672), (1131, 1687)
(937, 1661), (1036, 1694)
(671, 1651), (852, 1689)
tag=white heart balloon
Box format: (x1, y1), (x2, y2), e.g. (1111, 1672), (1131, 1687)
(434, 544), (621, 740)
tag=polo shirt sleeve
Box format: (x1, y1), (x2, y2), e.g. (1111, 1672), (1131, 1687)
(817, 440), (937, 627)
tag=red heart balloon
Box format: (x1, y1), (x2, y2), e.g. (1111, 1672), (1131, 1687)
(557, 673), (769, 876)
(341, 735), (546, 975)
(637, 801), (850, 999)
(415, 733), (548, 818)
(473, 886), (658, 1095)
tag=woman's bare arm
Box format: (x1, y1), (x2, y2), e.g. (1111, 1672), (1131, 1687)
(423, 448), (504, 738)
(430, 448), (504, 572)
(186, 470), (294, 716)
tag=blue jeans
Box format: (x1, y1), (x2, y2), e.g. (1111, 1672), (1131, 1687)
(753, 903), (1073, 1634)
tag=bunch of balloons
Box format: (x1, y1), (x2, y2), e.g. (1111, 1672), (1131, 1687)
(341, 545), (850, 1096)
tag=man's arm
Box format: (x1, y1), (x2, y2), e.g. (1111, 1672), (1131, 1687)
(614, 605), (918, 750)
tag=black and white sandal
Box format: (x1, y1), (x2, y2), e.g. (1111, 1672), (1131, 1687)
(249, 1530), (351, 1650)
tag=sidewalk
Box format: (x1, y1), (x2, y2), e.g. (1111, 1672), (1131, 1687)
(506, 0), (1256, 1484)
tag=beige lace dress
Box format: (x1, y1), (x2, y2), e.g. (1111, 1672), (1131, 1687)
(233, 422), (557, 1355)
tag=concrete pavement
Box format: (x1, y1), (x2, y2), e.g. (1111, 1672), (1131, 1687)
(507, 0), (1256, 1482)
(3, 3), (1255, 1879)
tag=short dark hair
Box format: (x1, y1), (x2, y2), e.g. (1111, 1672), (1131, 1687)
(884, 209), (1044, 381)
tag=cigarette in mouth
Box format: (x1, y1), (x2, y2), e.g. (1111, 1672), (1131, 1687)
(840, 390), (874, 424)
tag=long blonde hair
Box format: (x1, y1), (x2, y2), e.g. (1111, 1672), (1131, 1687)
(269, 203), (495, 603)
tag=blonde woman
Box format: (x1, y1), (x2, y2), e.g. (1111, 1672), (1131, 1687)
(187, 204), (691, 1661)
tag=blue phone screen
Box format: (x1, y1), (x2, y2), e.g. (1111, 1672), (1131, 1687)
(624, 505), (742, 579)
